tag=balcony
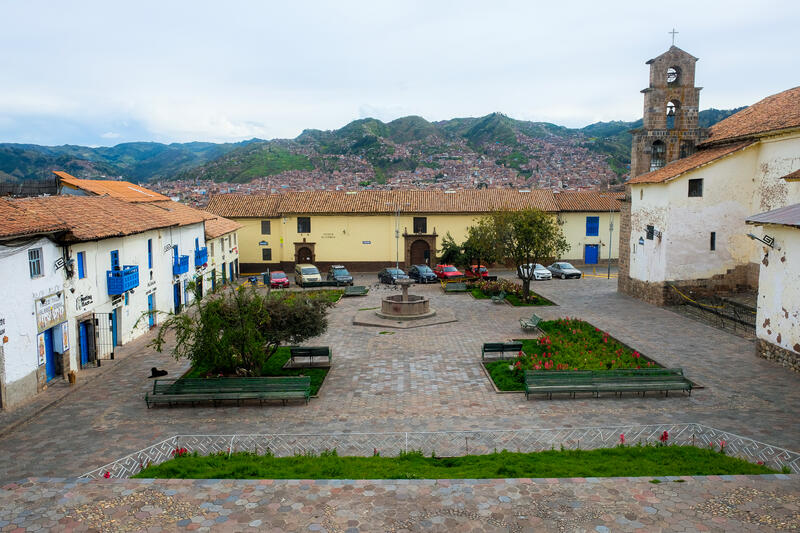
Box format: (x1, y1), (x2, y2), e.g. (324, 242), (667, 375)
(194, 247), (208, 268)
(173, 255), (189, 276)
(107, 265), (139, 295)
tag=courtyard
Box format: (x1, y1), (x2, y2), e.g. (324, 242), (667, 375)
(0, 273), (798, 531)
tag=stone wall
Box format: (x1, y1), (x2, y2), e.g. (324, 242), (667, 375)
(756, 338), (800, 373)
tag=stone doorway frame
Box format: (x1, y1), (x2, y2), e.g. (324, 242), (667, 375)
(293, 240), (316, 264)
(403, 231), (437, 268)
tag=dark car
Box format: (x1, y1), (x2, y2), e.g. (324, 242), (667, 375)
(408, 264), (437, 283)
(378, 267), (410, 284)
(547, 262), (582, 279)
(326, 264), (353, 286)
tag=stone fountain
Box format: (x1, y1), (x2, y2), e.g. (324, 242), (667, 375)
(376, 278), (436, 320)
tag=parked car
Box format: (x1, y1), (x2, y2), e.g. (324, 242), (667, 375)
(326, 264), (353, 286)
(464, 265), (490, 279)
(294, 263), (321, 286)
(518, 263), (552, 281)
(378, 267), (410, 284)
(433, 264), (463, 280)
(547, 262), (582, 279)
(408, 264), (438, 283)
(269, 270), (290, 288)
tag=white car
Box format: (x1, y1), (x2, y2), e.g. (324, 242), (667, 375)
(518, 263), (552, 280)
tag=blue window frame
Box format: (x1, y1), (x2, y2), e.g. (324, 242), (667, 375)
(585, 216), (599, 237)
(28, 247), (43, 278)
(77, 251), (86, 279)
(110, 250), (120, 271)
(147, 239), (153, 269)
(194, 237), (199, 250)
(173, 246), (178, 261)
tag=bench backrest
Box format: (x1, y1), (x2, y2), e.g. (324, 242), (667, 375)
(153, 376), (311, 394)
(290, 346), (331, 357)
(446, 282), (467, 290)
(483, 342), (523, 353)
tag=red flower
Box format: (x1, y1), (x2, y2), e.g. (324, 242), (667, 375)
(103, 471), (111, 479)
(620, 433), (625, 444)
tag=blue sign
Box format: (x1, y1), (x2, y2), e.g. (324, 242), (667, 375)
(362, 241), (371, 244)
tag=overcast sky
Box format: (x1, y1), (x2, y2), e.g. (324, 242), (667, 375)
(1, 0), (798, 146)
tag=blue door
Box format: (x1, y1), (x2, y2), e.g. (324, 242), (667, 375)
(79, 321), (89, 367)
(229, 262), (234, 282)
(173, 283), (181, 313)
(44, 328), (56, 381)
(584, 244), (599, 265)
(110, 310), (119, 347)
(147, 293), (155, 328)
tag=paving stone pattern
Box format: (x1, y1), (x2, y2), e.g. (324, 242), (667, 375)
(0, 273), (799, 530)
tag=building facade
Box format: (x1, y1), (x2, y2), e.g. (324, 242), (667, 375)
(206, 190), (620, 273)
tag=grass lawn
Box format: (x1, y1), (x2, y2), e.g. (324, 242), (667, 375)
(293, 289), (343, 304)
(470, 288), (553, 306)
(485, 318), (659, 391)
(183, 347), (329, 395)
(134, 446), (776, 479)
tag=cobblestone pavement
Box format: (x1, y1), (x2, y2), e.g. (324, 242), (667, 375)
(1, 475), (798, 532)
(0, 274), (798, 530)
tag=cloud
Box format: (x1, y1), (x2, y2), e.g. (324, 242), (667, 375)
(100, 132), (121, 139)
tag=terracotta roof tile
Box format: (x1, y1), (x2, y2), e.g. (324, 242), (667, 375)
(203, 214), (242, 239)
(137, 201), (210, 227)
(553, 191), (621, 212)
(628, 142), (753, 184)
(0, 198), (68, 238)
(782, 169), (800, 182)
(206, 194), (283, 218)
(54, 171), (171, 202)
(700, 86), (800, 146)
(9, 196), (179, 242)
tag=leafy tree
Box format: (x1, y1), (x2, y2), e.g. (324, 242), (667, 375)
(462, 218), (498, 269)
(437, 231), (464, 266)
(149, 285), (334, 376)
(490, 209), (568, 300)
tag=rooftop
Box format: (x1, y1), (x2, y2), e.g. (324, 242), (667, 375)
(54, 171), (171, 202)
(746, 203), (800, 229)
(627, 142), (753, 184)
(0, 198), (68, 239)
(553, 191), (622, 212)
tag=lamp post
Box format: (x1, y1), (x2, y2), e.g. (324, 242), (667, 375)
(606, 183), (614, 279)
(387, 201), (409, 270)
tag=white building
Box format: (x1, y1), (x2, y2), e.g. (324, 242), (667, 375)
(0, 199), (69, 408)
(746, 203), (800, 371)
(201, 214), (242, 294)
(619, 87), (800, 304)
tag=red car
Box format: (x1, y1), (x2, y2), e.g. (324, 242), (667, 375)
(465, 265), (490, 279)
(433, 264), (463, 279)
(269, 271), (290, 288)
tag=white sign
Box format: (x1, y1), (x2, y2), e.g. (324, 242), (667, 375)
(35, 293), (65, 333)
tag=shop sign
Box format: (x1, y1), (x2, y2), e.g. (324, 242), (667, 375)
(76, 294), (93, 311)
(321, 233), (335, 239)
(35, 292), (65, 333)
(62, 323), (69, 351)
(37, 333), (45, 366)
(0, 316), (5, 336)
(362, 241), (371, 245)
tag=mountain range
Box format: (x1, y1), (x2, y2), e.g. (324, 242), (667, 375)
(0, 108), (744, 185)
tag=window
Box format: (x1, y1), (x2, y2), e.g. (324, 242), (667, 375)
(650, 141), (666, 171)
(646, 225), (655, 240)
(147, 239), (153, 269)
(710, 232), (716, 251)
(688, 178), (703, 197)
(585, 216), (599, 237)
(28, 248), (43, 278)
(110, 250), (120, 271)
(413, 217), (427, 233)
(297, 217), (311, 233)
(194, 237), (199, 250)
(262, 248), (272, 261)
(261, 221), (271, 234)
(666, 66), (680, 85)
(210, 242), (214, 257)
(77, 251), (86, 279)
(233, 233), (237, 245)
(666, 100), (680, 130)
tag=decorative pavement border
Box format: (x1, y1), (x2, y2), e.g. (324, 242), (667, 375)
(81, 423), (800, 479)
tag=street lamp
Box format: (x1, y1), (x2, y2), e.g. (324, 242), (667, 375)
(387, 201), (410, 270)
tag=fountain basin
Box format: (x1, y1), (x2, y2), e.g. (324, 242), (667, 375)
(376, 294), (436, 320)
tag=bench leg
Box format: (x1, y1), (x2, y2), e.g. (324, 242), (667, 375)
(666, 390), (669, 397)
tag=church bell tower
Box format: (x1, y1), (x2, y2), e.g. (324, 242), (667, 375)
(630, 45), (708, 178)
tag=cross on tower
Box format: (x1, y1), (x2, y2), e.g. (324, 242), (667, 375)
(669, 28), (679, 46)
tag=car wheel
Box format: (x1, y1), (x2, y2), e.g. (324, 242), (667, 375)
(561, 273), (566, 279)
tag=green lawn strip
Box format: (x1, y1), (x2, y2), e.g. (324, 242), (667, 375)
(133, 446), (775, 480)
(183, 347), (329, 396)
(504, 293), (554, 306)
(485, 318), (658, 391)
(294, 289), (343, 304)
(470, 289), (490, 299)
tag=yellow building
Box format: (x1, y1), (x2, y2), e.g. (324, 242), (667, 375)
(206, 189), (620, 274)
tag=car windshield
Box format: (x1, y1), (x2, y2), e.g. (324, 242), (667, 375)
(443, 266), (458, 272)
(332, 268), (349, 276)
(388, 269), (404, 275)
(301, 267), (319, 275)
(534, 264), (545, 269)
(559, 263), (574, 269)
(270, 272), (285, 279)
(415, 265), (432, 273)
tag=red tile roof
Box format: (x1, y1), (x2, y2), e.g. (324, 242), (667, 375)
(628, 142), (753, 184)
(54, 171), (171, 202)
(553, 191), (622, 212)
(0, 198), (68, 238)
(203, 214), (243, 239)
(700, 86), (800, 146)
(137, 201), (210, 227)
(206, 194), (283, 218)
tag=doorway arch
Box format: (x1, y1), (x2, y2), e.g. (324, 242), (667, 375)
(410, 239), (431, 266)
(296, 246), (313, 263)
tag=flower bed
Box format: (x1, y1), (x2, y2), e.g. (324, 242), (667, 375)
(485, 318), (660, 391)
(468, 279), (553, 306)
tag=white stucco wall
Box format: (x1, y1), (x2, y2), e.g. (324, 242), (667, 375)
(754, 225), (800, 354)
(0, 237), (64, 387)
(628, 132), (800, 284)
(204, 230), (239, 294)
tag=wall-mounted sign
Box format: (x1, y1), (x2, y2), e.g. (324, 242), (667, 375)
(258, 241), (268, 246)
(35, 292), (65, 333)
(37, 332), (45, 366)
(638, 237), (645, 246)
(362, 241), (371, 245)
(321, 233), (335, 239)
(76, 294), (93, 311)
(62, 324), (69, 351)
(111, 294), (124, 307)
(163, 243), (175, 253)
(0, 317), (5, 336)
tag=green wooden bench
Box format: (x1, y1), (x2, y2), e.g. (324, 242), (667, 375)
(443, 282), (468, 293)
(524, 368), (691, 400)
(289, 346), (332, 366)
(343, 285), (369, 296)
(491, 291), (506, 304)
(145, 376), (311, 407)
(298, 280), (341, 288)
(519, 313), (543, 331)
(482, 341), (524, 361)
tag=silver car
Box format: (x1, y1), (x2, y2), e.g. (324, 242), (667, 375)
(518, 263), (552, 280)
(547, 262), (582, 279)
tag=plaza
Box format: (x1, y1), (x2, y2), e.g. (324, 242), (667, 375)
(0, 273), (798, 531)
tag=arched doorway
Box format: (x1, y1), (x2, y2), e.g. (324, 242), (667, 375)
(296, 246), (313, 263)
(410, 239), (430, 266)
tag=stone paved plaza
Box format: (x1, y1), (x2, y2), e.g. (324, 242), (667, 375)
(0, 274), (798, 531)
